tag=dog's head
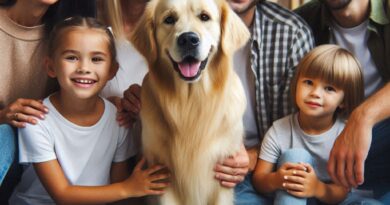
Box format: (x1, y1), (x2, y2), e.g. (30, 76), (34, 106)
(132, 0), (249, 84)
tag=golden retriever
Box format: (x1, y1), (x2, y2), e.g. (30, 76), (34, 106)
(131, 0), (249, 204)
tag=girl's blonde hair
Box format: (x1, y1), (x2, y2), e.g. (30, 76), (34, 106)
(290, 44), (364, 118)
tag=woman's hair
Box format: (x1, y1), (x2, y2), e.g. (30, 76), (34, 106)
(290, 44), (364, 118)
(0, 0), (97, 37)
(47, 16), (116, 63)
(100, 0), (125, 39)
(98, 0), (149, 39)
(43, 0), (97, 36)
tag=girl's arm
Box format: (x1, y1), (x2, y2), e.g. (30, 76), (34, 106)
(284, 163), (348, 204)
(252, 159), (280, 193)
(110, 160), (130, 183)
(313, 181), (349, 204)
(109, 160), (133, 205)
(253, 160), (348, 204)
(252, 159), (306, 193)
(34, 158), (169, 205)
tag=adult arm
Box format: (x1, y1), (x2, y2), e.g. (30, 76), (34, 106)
(328, 83), (390, 187)
(0, 99), (48, 127)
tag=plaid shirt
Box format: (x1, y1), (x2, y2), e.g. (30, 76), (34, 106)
(250, 2), (314, 140)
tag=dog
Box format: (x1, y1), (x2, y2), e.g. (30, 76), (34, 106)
(131, 0), (249, 204)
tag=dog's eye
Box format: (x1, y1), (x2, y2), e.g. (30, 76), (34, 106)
(199, 13), (210, 22)
(164, 16), (176, 25)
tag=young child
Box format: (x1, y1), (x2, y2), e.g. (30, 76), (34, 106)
(252, 45), (381, 205)
(9, 17), (169, 205)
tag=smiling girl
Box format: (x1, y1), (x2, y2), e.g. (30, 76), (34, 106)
(9, 17), (169, 205)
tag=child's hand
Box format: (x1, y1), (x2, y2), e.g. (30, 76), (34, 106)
(282, 163), (320, 198)
(122, 158), (170, 197)
(275, 162), (307, 189)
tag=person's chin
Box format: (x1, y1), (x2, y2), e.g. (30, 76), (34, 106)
(320, 0), (352, 10)
(229, 0), (257, 15)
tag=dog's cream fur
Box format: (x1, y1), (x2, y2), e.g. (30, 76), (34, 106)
(131, 0), (249, 204)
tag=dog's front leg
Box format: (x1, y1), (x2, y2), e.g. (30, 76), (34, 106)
(215, 188), (234, 205)
(160, 187), (180, 205)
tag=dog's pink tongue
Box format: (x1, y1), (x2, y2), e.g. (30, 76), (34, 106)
(178, 61), (201, 78)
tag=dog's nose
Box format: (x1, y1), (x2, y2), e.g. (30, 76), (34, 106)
(178, 32), (200, 49)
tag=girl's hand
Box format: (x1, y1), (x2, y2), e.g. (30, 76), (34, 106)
(275, 162), (307, 189)
(122, 84), (141, 121)
(0, 98), (48, 128)
(122, 158), (170, 197)
(282, 163), (320, 198)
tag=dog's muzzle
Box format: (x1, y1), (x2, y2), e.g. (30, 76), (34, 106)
(169, 32), (210, 82)
(178, 32), (200, 52)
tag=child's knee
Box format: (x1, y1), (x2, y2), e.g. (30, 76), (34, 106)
(278, 148), (313, 167)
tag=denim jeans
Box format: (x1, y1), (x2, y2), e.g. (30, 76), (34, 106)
(363, 118), (390, 203)
(0, 124), (15, 185)
(234, 172), (272, 205)
(339, 191), (383, 205)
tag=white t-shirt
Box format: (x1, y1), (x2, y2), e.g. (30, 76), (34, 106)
(9, 97), (130, 205)
(101, 38), (148, 156)
(233, 42), (259, 148)
(259, 113), (345, 182)
(101, 38), (148, 97)
(330, 20), (384, 97)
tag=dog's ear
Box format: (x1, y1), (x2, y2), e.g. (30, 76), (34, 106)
(131, 0), (158, 65)
(220, 2), (250, 54)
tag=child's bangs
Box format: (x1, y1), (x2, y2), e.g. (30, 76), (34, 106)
(300, 49), (354, 89)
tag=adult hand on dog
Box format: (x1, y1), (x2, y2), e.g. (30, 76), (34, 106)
(214, 144), (249, 188)
(122, 84), (141, 126)
(0, 98), (48, 128)
(108, 96), (132, 128)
